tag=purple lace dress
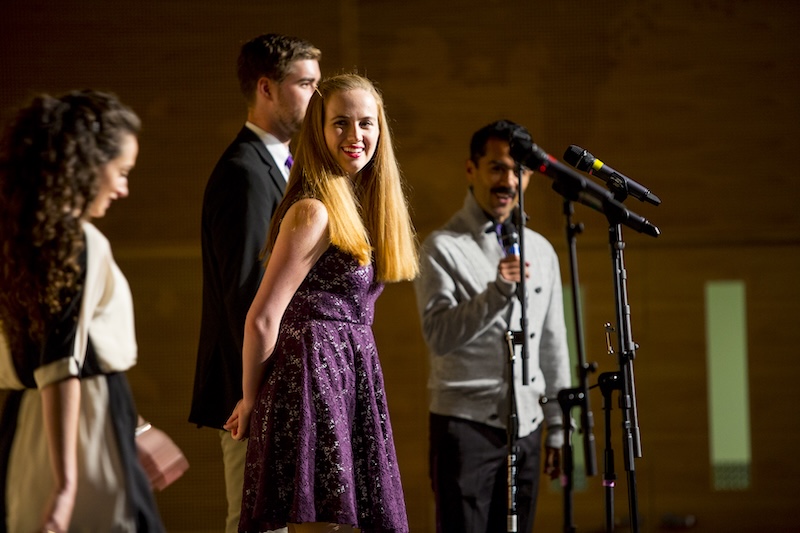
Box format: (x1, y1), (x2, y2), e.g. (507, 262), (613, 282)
(239, 247), (409, 533)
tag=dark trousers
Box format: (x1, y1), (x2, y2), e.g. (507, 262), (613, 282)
(429, 413), (543, 533)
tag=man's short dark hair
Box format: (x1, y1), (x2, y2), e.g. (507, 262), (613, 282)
(237, 33), (321, 105)
(469, 119), (530, 165)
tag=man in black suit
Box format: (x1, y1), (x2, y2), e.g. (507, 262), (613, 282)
(189, 33), (321, 533)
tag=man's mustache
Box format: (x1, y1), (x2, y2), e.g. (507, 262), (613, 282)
(490, 186), (516, 196)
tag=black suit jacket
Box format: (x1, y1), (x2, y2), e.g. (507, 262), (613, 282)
(189, 127), (287, 428)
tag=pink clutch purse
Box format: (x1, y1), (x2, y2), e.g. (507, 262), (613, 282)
(135, 422), (189, 491)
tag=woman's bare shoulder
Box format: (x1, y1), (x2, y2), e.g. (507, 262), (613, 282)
(281, 198), (329, 242)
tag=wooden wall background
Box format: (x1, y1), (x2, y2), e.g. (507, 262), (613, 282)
(2, 1), (798, 531)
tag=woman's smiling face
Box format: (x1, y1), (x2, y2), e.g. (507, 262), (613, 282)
(323, 88), (379, 177)
(87, 133), (138, 218)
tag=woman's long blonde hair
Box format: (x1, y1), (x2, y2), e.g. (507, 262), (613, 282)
(264, 73), (418, 282)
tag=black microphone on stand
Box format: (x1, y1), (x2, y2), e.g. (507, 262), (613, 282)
(563, 145), (661, 206)
(508, 132), (660, 238)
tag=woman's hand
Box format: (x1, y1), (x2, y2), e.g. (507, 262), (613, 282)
(224, 399), (253, 441)
(40, 483), (77, 533)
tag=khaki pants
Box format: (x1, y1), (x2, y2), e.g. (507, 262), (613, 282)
(219, 430), (288, 533)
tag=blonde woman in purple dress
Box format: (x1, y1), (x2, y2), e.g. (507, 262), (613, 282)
(224, 73), (418, 533)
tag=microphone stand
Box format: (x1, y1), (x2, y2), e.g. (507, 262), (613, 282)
(505, 167), (531, 533)
(558, 147), (659, 532)
(597, 369), (620, 532)
(554, 199), (598, 533)
(595, 186), (646, 533)
(605, 217), (643, 533)
(505, 329), (521, 533)
(540, 168), (656, 533)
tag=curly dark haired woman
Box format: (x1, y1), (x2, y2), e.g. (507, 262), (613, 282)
(0, 90), (164, 532)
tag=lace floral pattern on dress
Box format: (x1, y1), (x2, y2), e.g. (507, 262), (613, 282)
(240, 247), (408, 533)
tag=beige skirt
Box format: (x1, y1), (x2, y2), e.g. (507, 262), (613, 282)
(5, 375), (137, 532)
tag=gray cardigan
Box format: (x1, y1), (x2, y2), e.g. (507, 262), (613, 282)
(414, 192), (571, 447)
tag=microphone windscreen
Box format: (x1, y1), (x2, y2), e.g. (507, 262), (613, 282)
(509, 130), (533, 165)
(563, 145), (584, 166)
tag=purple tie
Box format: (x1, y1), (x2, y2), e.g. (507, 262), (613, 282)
(494, 223), (504, 248)
(285, 154), (294, 170)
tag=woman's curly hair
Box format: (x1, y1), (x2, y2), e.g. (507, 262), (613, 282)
(0, 90), (140, 355)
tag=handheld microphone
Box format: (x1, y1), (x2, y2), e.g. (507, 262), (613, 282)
(501, 228), (520, 256)
(509, 133), (660, 237)
(563, 145), (661, 206)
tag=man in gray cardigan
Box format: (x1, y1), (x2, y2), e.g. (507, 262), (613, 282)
(414, 120), (571, 533)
